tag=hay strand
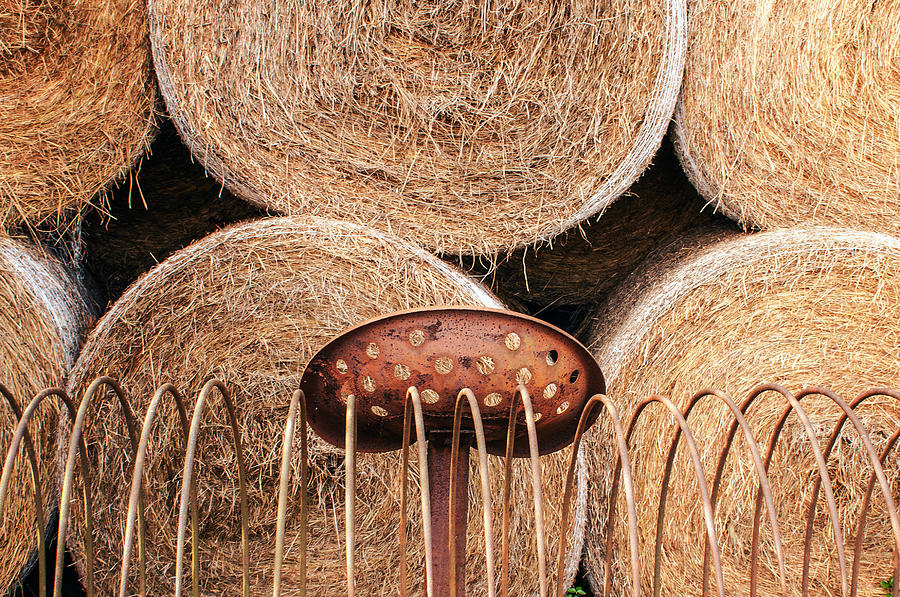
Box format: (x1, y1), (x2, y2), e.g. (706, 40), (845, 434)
(150, 0), (686, 254)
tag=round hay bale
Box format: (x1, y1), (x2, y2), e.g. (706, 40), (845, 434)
(0, 0), (156, 229)
(488, 141), (735, 309)
(149, 0), (686, 255)
(673, 0), (900, 232)
(583, 227), (900, 595)
(0, 233), (90, 591)
(66, 216), (586, 595)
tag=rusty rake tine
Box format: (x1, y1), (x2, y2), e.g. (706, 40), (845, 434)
(345, 392), (357, 597)
(501, 394), (515, 597)
(451, 389), (495, 597)
(407, 387), (434, 597)
(0, 385), (48, 597)
(175, 380), (250, 597)
(506, 385), (548, 597)
(555, 394), (603, 597)
(844, 389), (900, 597)
(58, 377), (139, 597)
(798, 387), (900, 597)
(119, 383), (188, 597)
(685, 388), (787, 597)
(641, 395), (725, 597)
(274, 389), (307, 597)
(850, 425), (900, 597)
(399, 392), (413, 597)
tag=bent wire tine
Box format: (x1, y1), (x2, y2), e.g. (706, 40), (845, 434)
(57, 376), (140, 597)
(174, 379), (250, 597)
(345, 392), (357, 597)
(797, 387), (900, 597)
(845, 390), (900, 597)
(628, 395), (725, 597)
(274, 389), (308, 597)
(450, 388), (496, 597)
(0, 384), (51, 597)
(501, 385), (548, 597)
(556, 394), (639, 597)
(399, 387), (434, 597)
(118, 383), (189, 597)
(685, 388), (787, 597)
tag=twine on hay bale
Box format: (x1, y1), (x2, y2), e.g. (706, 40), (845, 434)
(0, 233), (90, 591)
(65, 216), (586, 595)
(0, 0), (156, 229)
(150, 0), (686, 255)
(582, 227), (900, 596)
(673, 0), (900, 232)
(485, 141), (735, 309)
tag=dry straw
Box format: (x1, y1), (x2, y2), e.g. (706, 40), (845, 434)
(673, 0), (900, 232)
(65, 216), (586, 595)
(150, 0), (686, 255)
(0, 233), (90, 591)
(487, 142), (732, 309)
(583, 227), (900, 595)
(0, 0), (156, 229)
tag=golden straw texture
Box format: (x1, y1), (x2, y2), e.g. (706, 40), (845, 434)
(0, 0), (156, 229)
(584, 227), (900, 596)
(674, 0), (900, 232)
(0, 233), (90, 591)
(66, 216), (585, 595)
(150, 0), (685, 254)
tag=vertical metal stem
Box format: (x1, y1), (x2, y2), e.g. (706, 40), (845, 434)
(274, 389), (307, 597)
(428, 431), (470, 597)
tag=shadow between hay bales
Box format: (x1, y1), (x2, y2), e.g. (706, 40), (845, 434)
(81, 120), (266, 304)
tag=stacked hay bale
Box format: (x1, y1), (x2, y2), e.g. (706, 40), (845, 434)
(149, 0), (686, 254)
(583, 228), (900, 595)
(0, 0), (156, 228)
(485, 142), (735, 311)
(66, 217), (586, 595)
(0, 234), (91, 592)
(674, 0), (900, 231)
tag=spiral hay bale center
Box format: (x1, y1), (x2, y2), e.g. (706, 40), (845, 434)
(150, 0), (685, 254)
(584, 227), (900, 596)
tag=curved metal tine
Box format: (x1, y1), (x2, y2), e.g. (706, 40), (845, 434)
(345, 392), (357, 597)
(683, 388), (787, 597)
(846, 389), (900, 597)
(118, 383), (189, 597)
(174, 379), (250, 597)
(450, 389), (495, 597)
(0, 384), (49, 597)
(747, 384), (847, 597)
(397, 387), (433, 597)
(848, 414), (900, 597)
(57, 376), (140, 597)
(555, 394), (639, 597)
(797, 387), (900, 597)
(501, 385), (548, 597)
(629, 395), (724, 597)
(274, 389), (308, 597)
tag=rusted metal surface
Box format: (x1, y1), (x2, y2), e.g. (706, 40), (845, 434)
(299, 306), (604, 455)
